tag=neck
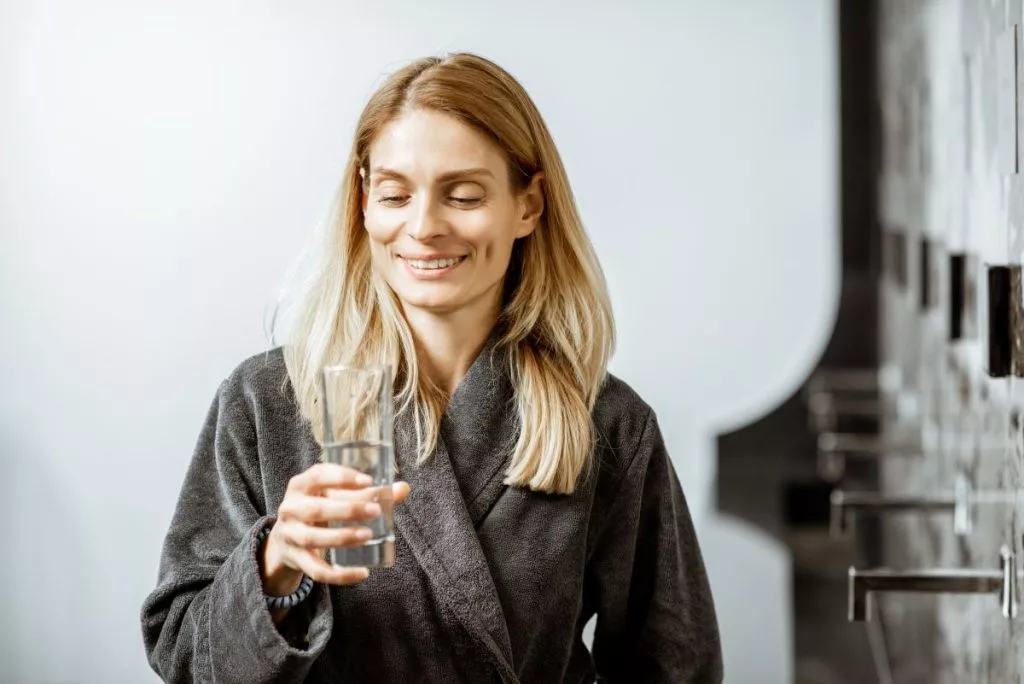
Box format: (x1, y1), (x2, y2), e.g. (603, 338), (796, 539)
(402, 293), (501, 396)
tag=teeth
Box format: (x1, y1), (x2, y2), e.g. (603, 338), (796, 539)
(406, 257), (462, 270)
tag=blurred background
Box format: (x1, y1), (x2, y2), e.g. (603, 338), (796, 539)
(7, 0), (1021, 682)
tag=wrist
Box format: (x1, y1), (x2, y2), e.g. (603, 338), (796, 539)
(259, 529), (303, 596)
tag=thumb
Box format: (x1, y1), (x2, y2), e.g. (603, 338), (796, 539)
(392, 481), (412, 504)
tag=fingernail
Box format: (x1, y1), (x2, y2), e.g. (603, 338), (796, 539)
(365, 503), (382, 516)
(356, 528), (373, 540)
(356, 474), (373, 485)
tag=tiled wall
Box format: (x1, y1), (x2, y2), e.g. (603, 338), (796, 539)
(877, 0), (1024, 680)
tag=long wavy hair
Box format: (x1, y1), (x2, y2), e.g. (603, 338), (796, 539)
(277, 52), (614, 495)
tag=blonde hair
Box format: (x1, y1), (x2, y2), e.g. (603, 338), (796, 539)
(278, 52), (614, 494)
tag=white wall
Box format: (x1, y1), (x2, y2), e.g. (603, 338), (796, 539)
(0, 1), (838, 682)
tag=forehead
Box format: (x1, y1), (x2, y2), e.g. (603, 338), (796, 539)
(368, 109), (508, 180)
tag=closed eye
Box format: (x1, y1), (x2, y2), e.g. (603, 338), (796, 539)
(375, 195), (483, 207)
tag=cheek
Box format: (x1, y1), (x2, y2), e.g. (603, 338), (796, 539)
(363, 208), (399, 242)
(459, 215), (518, 261)
(363, 214), (399, 274)
(481, 232), (518, 268)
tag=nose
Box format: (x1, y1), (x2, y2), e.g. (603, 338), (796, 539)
(405, 195), (448, 241)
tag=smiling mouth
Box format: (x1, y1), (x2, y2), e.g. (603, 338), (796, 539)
(400, 255), (467, 270)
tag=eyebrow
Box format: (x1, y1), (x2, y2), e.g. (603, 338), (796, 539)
(369, 166), (495, 183)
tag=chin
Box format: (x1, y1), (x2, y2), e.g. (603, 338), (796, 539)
(394, 288), (464, 314)
(402, 300), (466, 316)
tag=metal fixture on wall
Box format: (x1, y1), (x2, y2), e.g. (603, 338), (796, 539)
(847, 545), (1019, 623)
(829, 476), (1024, 539)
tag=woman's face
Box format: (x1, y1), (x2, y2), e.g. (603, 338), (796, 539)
(362, 109), (543, 318)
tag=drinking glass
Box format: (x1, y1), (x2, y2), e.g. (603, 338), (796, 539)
(320, 364), (394, 567)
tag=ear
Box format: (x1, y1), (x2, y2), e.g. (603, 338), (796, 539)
(515, 172), (545, 238)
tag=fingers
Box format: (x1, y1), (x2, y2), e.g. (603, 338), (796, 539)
(288, 547), (370, 585)
(283, 482), (410, 522)
(266, 466), (416, 590)
(284, 523), (377, 550)
(393, 481), (411, 504)
(281, 496), (382, 524)
(322, 486), (383, 503)
(289, 463), (374, 494)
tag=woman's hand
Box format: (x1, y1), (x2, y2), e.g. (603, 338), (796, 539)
(260, 463), (411, 595)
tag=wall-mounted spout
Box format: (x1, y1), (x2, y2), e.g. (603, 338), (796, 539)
(829, 490), (957, 538)
(806, 390), (923, 433)
(848, 546), (1017, 622)
(830, 477), (1023, 538)
(804, 366), (902, 401)
(816, 432), (925, 480)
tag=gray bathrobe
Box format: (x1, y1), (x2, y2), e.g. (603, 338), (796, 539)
(140, 341), (723, 683)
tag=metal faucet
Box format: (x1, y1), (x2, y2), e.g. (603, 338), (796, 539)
(804, 366), (903, 399)
(829, 489), (959, 538)
(818, 431), (929, 456)
(818, 425), (1012, 480)
(831, 478), (1024, 539)
(807, 387), (985, 436)
(847, 546), (1018, 622)
(806, 390), (921, 433)
(816, 431), (926, 480)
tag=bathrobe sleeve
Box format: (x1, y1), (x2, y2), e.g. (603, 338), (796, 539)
(590, 409), (724, 684)
(140, 376), (333, 684)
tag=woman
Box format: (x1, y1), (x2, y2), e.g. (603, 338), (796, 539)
(141, 52), (722, 683)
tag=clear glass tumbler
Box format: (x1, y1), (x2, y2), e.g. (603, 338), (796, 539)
(320, 364), (395, 567)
